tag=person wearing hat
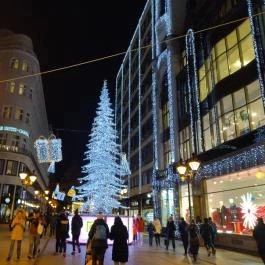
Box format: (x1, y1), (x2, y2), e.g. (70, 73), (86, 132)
(253, 217), (265, 264)
(71, 209), (83, 255)
(88, 212), (109, 265)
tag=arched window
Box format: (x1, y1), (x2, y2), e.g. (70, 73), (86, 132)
(11, 58), (19, 70)
(18, 83), (26, 96)
(22, 61), (29, 72)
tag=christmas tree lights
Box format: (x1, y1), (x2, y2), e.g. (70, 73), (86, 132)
(76, 80), (126, 214)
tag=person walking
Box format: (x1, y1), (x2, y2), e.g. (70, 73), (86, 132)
(71, 209), (83, 255)
(132, 217), (137, 245)
(49, 213), (57, 237)
(89, 213), (109, 265)
(166, 216), (176, 251)
(136, 214), (145, 246)
(179, 217), (189, 255)
(57, 212), (70, 257)
(253, 217), (265, 264)
(7, 209), (26, 261)
(188, 220), (200, 262)
(27, 210), (42, 259)
(109, 216), (129, 265)
(200, 218), (215, 256)
(147, 221), (154, 246)
(153, 217), (162, 247)
(208, 217), (217, 252)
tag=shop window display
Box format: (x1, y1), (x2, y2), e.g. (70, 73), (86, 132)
(180, 184), (193, 222)
(206, 168), (265, 235)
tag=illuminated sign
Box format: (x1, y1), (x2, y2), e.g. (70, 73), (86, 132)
(52, 184), (65, 201)
(0, 126), (29, 138)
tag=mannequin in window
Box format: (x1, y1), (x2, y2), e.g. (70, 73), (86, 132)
(229, 198), (237, 222)
(220, 201), (226, 226)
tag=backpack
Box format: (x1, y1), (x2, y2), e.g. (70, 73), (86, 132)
(94, 224), (107, 240)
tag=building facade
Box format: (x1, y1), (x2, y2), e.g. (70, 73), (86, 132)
(0, 30), (50, 222)
(116, 0), (265, 251)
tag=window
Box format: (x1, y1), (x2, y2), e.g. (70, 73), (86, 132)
(22, 61), (29, 72)
(21, 138), (26, 150)
(14, 108), (24, 121)
(11, 135), (20, 149)
(25, 113), (30, 124)
(0, 133), (8, 146)
(162, 102), (169, 129)
(11, 58), (19, 70)
(18, 83), (26, 96)
(5, 160), (18, 176)
(2, 106), (12, 119)
(163, 140), (171, 167)
(8, 82), (15, 94)
(206, 169), (265, 236)
(0, 159), (4, 174)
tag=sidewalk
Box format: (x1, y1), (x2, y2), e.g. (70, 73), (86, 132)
(0, 224), (263, 265)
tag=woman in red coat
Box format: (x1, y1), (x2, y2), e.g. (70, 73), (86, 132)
(136, 215), (145, 246)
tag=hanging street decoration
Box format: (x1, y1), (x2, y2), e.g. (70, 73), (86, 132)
(52, 184), (66, 201)
(67, 186), (76, 197)
(34, 134), (62, 173)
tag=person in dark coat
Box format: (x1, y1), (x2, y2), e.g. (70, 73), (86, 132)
(253, 217), (265, 264)
(188, 220), (200, 262)
(109, 216), (129, 265)
(200, 218), (215, 256)
(147, 221), (154, 246)
(54, 212), (69, 257)
(179, 217), (189, 255)
(88, 213), (109, 265)
(71, 209), (83, 255)
(166, 216), (176, 251)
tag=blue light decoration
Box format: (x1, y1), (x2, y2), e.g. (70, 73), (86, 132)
(186, 28), (203, 153)
(195, 144), (265, 181)
(120, 67), (124, 148)
(48, 135), (62, 173)
(247, 0), (265, 106)
(138, 24), (142, 193)
(34, 137), (49, 163)
(52, 184), (66, 201)
(128, 51), (132, 192)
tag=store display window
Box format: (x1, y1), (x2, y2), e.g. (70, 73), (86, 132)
(206, 167), (265, 235)
(160, 189), (174, 226)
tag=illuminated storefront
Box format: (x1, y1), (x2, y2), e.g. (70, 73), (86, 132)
(206, 166), (265, 236)
(180, 184), (193, 221)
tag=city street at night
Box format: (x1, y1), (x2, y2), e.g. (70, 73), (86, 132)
(0, 224), (263, 265)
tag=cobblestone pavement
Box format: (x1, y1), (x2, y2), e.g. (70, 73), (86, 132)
(0, 224), (263, 265)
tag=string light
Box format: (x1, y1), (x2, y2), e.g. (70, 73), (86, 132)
(34, 137), (49, 163)
(0, 11), (265, 84)
(247, 0), (265, 106)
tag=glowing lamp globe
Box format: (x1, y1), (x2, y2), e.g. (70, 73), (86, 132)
(256, 171), (265, 179)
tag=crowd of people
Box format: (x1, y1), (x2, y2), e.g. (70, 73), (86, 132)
(5, 208), (265, 265)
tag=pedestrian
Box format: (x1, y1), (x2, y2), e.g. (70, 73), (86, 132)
(109, 216), (129, 265)
(253, 217), (265, 264)
(153, 217), (162, 247)
(166, 216), (176, 251)
(208, 217), (217, 251)
(200, 218), (215, 256)
(88, 212), (109, 265)
(6, 209), (26, 261)
(147, 221), (154, 246)
(71, 209), (83, 255)
(57, 212), (70, 257)
(188, 219), (200, 262)
(179, 217), (189, 255)
(136, 214), (145, 246)
(132, 217), (137, 245)
(49, 213), (57, 237)
(27, 210), (43, 259)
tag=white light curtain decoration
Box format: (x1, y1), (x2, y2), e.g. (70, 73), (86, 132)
(34, 134), (62, 173)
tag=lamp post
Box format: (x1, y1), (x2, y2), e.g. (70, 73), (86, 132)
(19, 170), (37, 208)
(176, 153), (200, 221)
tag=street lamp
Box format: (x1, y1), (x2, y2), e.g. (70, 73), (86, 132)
(19, 170), (37, 207)
(176, 153), (200, 221)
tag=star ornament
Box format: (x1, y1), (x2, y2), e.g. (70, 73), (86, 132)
(240, 193), (258, 230)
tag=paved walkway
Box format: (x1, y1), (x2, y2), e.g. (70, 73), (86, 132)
(0, 224), (263, 265)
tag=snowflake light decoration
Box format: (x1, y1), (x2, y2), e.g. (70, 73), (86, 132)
(240, 193), (258, 229)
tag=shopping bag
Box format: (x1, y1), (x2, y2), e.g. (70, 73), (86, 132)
(86, 254), (92, 265)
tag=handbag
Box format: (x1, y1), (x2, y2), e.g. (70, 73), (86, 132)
(37, 223), (44, 235)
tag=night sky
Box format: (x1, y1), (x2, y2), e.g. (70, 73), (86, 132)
(0, 1), (147, 176)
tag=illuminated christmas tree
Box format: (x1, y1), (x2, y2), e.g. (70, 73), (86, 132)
(76, 80), (126, 214)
